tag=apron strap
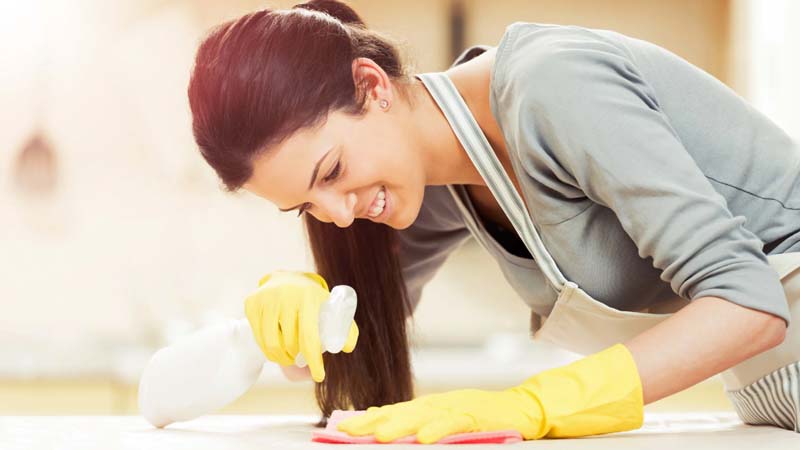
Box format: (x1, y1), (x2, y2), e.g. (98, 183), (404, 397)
(416, 72), (568, 292)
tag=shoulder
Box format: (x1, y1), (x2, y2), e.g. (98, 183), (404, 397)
(490, 21), (662, 142)
(497, 22), (634, 67)
(493, 22), (641, 103)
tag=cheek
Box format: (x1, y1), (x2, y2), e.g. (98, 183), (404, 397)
(310, 210), (332, 224)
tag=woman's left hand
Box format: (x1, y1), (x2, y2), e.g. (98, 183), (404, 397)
(337, 343), (645, 443)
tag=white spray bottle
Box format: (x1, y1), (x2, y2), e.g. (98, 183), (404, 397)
(138, 285), (357, 428)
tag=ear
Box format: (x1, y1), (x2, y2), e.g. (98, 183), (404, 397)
(351, 57), (394, 109)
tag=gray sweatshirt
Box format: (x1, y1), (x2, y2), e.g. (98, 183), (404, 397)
(398, 22), (800, 326)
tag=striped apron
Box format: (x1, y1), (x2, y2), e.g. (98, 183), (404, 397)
(417, 71), (800, 432)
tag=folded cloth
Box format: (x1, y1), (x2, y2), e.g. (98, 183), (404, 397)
(311, 410), (522, 444)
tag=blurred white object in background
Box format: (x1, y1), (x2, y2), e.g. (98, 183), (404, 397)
(733, 0), (800, 139)
(138, 319), (265, 428)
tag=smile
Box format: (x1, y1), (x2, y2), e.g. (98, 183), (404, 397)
(367, 186), (387, 218)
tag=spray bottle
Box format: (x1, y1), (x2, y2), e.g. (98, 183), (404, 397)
(138, 285), (357, 428)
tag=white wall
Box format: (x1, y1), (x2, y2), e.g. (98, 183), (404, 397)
(4, 0), (776, 380)
(732, 0), (800, 139)
(0, 0), (311, 376)
(0, 0), (537, 380)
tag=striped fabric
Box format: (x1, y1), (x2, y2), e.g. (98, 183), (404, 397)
(725, 361), (800, 432)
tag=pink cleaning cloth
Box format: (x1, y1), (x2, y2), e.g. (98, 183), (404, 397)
(311, 410), (523, 445)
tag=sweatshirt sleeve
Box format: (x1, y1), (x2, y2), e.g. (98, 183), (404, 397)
(396, 185), (472, 317)
(500, 32), (791, 325)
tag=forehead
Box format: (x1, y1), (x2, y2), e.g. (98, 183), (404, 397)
(245, 120), (332, 202)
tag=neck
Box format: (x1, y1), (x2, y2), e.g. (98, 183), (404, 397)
(407, 76), (485, 187)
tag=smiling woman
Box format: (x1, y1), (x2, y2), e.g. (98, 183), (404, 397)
(186, 0), (800, 440)
(187, 0), (421, 422)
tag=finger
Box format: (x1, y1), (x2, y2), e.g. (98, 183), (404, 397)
(342, 321), (359, 353)
(374, 413), (430, 443)
(263, 299), (294, 366)
(299, 295), (324, 382)
(336, 408), (389, 436)
(416, 414), (475, 444)
(278, 301), (300, 358)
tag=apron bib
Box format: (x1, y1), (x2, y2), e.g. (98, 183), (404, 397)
(417, 71), (800, 431)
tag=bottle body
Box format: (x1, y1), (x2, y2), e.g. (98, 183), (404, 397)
(138, 319), (264, 428)
(138, 284), (358, 427)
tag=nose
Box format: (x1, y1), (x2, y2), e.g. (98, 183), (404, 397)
(325, 191), (358, 228)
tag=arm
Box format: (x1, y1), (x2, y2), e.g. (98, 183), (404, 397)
(625, 295), (786, 404)
(335, 302), (787, 442)
(498, 33), (793, 402)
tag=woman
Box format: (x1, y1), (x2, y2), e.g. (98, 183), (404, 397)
(187, 0), (800, 442)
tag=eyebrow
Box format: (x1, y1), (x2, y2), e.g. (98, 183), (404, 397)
(278, 146), (335, 212)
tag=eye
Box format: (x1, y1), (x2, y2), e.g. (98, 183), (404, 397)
(322, 161), (342, 183)
(298, 159), (341, 217)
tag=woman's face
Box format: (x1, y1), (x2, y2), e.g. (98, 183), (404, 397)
(244, 101), (426, 230)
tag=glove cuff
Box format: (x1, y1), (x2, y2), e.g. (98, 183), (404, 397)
(511, 343), (644, 439)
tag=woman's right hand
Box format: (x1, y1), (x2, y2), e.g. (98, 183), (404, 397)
(244, 270), (358, 383)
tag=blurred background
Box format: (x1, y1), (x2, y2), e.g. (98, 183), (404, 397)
(1, 0), (798, 415)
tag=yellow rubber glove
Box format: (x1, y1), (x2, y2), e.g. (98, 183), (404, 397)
(337, 343), (643, 443)
(244, 270), (359, 382)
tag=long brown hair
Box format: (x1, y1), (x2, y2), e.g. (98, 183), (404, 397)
(187, 0), (414, 422)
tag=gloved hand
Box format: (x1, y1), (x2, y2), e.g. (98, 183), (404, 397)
(337, 343), (643, 443)
(244, 270), (359, 382)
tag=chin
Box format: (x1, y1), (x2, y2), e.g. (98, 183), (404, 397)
(389, 216), (415, 230)
(387, 194), (424, 230)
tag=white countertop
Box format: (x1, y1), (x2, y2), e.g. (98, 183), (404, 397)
(1, 413), (797, 450)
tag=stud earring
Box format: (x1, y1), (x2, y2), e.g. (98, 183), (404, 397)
(379, 99), (389, 110)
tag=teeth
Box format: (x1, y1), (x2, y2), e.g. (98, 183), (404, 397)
(367, 187), (386, 218)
